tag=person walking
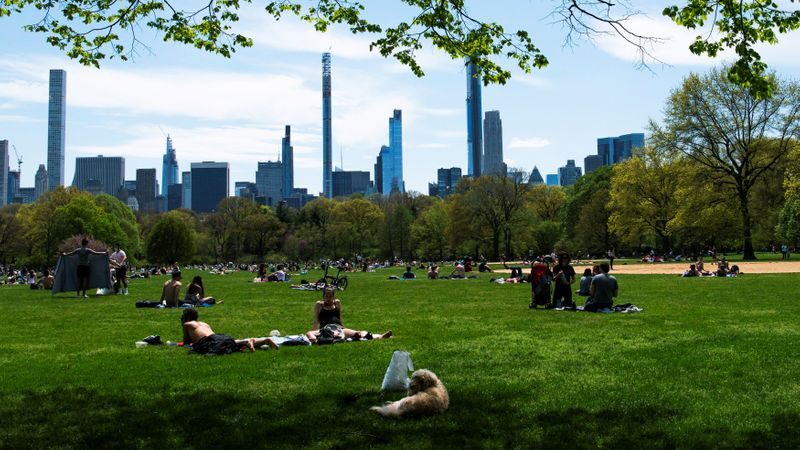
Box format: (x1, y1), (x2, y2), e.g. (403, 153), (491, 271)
(607, 248), (615, 270)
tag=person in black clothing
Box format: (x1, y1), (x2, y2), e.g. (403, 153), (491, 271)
(306, 287), (393, 344)
(550, 253), (576, 308)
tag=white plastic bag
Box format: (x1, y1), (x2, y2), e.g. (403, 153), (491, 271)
(380, 350), (414, 391)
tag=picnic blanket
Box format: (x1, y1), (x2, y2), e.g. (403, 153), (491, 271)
(135, 300), (214, 308)
(52, 253), (113, 295)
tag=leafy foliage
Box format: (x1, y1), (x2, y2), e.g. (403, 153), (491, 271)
(4, 1), (800, 94)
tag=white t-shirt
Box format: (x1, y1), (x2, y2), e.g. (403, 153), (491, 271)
(276, 270), (286, 282)
(111, 249), (127, 266)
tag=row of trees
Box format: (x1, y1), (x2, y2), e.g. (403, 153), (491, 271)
(1, 67), (798, 267)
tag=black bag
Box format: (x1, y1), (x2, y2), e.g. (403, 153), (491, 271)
(317, 324), (344, 345)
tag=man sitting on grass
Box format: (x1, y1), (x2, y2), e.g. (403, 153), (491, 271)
(402, 266), (416, 279)
(181, 308), (277, 355)
(584, 263), (618, 312)
(160, 270), (182, 307)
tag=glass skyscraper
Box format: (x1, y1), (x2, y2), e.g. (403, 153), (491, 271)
(483, 110), (505, 176)
(190, 162), (229, 213)
(436, 167), (462, 197)
(136, 168), (158, 213)
(72, 155), (125, 197)
(596, 133), (645, 165)
(47, 69), (66, 190)
(384, 109), (404, 193)
(322, 52), (333, 198)
(466, 61), (483, 177)
(281, 125), (293, 199)
(0, 140), (7, 207)
(558, 160), (582, 187)
(256, 161), (283, 207)
(181, 171), (192, 210)
(161, 135), (179, 196)
(34, 164), (48, 200)
(528, 166), (544, 185)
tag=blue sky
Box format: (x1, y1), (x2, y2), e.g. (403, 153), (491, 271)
(1, 1), (799, 195)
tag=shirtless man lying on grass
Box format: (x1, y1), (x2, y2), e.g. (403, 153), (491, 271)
(181, 309), (277, 355)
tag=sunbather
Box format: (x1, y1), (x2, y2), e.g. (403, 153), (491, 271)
(306, 287), (392, 344)
(181, 308), (276, 354)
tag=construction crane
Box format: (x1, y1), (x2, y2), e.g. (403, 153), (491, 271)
(12, 144), (22, 175)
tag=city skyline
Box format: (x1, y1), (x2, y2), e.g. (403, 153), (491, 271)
(2, 3), (800, 194)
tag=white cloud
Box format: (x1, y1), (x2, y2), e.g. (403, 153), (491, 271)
(242, 15), (378, 60)
(509, 137), (551, 149)
(417, 143), (450, 149)
(0, 114), (39, 123)
(593, 12), (800, 68)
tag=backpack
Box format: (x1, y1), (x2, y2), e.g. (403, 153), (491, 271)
(316, 324), (344, 345)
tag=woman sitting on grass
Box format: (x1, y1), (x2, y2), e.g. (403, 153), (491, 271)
(306, 287), (392, 344)
(184, 276), (219, 305)
(577, 268), (593, 295)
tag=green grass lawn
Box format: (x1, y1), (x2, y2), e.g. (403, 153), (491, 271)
(1, 269), (799, 448)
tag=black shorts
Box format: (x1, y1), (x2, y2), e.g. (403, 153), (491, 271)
(192, 334), (241, 356)
(77, 265), (91, 278)
(115, 266), (127, 279)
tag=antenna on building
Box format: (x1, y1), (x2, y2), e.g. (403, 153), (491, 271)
(340, 146), (344, 170)
(158, 125), (168, 138)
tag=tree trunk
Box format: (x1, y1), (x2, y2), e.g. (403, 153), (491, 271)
(739, 191), (757, 260)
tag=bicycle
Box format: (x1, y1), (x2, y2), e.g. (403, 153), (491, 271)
(316, 263), (349, 290)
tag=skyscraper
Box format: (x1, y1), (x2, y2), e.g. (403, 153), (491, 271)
(322, 52), (333, 198)
(466, 61), (483, 177)
(47, 69), (66, 190)
(613, 133), (645, 163)
(190, 162), (229, 213)
(281, 125), (294, 199)
(72, 155), (125, 197)
(181, 171), (192, 210)
(7, 171), (19, 204)
(584, 155), (604, 174)
(34, 164), (48, 200)
(0, 140), (7, 207)
(558, 160), (582, 187)
(546, 174), (559, 186)
(374, 150), (384, 194)
(161, 135), (179, 196)
(596, 133), (645, 166)
(136, 168), (158, 213)
(379, 109), (404, 194)
(256, 161), (282, 206)
(332, 170), (371, 197)
(528, 166), (544, 185)
(437, 167), (462, 197)
(483, 110), (505, 176)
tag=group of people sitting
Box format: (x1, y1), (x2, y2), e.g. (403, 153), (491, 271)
(256, 263), (289, 282)
(529, 254), (619, 312)
(682, 256), (741, 277)
(160, 270), (219, 307)
(180, 286), (392, 355)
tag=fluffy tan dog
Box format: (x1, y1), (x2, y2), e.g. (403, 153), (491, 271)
(371, 369), (449, 418)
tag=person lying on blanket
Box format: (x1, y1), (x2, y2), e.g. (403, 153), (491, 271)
(305, 286), (393, 344)
(181, 308), (277, 354)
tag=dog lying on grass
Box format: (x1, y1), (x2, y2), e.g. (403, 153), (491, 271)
(370, 369), (449, 418)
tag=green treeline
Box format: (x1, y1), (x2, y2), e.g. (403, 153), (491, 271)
(1, 67), (799, 266)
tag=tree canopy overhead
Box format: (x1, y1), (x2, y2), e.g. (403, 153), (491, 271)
(1, 0), (798, 95)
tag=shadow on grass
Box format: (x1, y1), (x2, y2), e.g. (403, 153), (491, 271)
(0, 387), (797, 448)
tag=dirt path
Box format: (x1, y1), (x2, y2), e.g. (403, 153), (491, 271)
(492, 261), (800, 275)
